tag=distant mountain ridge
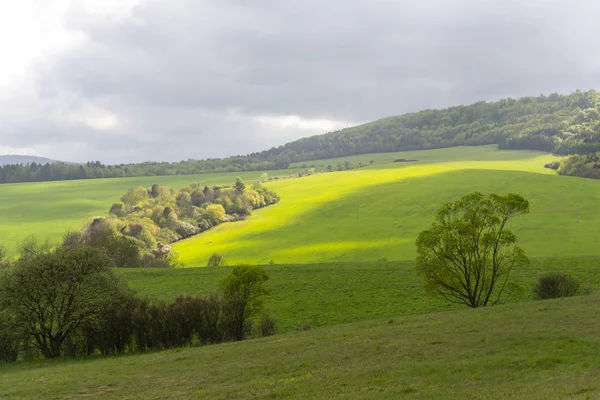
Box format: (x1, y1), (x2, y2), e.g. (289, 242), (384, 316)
(0, 155), (60, 166)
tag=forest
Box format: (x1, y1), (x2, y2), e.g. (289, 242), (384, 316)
(1, 89), (600, 184)
(64, 179), (279, 268)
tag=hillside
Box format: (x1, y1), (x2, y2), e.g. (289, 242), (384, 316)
(253, 89), (600, 164)
(174, 145), (600, 266)
(0, 168), (297, 257)
(0, 155), (58, 166)
(3, 89), (600, 184)
(2, 294), (599, 399)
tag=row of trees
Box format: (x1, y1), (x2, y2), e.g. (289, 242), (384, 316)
(0, 158), (284, 184)
(65, 179), (280, 268)
(0, 244), (272, 362)
(2, 90), (600, 185)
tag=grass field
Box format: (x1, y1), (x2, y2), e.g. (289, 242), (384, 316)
(115, 256), (600, 333)
(174, 146), (600, 266)
(0, 168), (297, 256)
(2, 294), (599, 399)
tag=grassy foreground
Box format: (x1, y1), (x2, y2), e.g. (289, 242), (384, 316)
(1, 294), (599, 399)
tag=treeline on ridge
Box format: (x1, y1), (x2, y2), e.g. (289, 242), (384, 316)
(2, 89), (600, 184)
(64, 179), (279, 268)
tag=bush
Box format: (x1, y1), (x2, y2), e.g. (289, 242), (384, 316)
(258, 314), (277, 337)
(207, 253), (225, 268)
(534, 273), (580, 300)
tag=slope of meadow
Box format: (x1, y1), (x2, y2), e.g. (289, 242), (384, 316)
(2, 294), (599, 399)
(174, 146), (600, 266)
(0, 169), (296, 256)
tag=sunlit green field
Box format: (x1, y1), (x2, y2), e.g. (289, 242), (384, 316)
(0, 169), (297, 256)
(174, 146), (600, 266)
(2, 294), (599, 399)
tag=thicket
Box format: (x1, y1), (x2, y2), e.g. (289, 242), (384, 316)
(2, 90), (600, 184)
(64, 179), (279, 268)
(552, 152), (600, 180)
(534, 273), (580, 300)
(0, 245), (273, 362)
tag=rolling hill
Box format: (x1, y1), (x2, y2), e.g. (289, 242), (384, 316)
(0, 155), (59, 166)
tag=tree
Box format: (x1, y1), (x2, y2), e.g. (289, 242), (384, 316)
(234, 178), (246, 194)
(416, 192), (529, 308)
(261, 173), (268, 182)
(206, 204), (226, 224)
(219, 264), (269, 340)
(207, 253), (225, 268)
(0, 245), (128, 358)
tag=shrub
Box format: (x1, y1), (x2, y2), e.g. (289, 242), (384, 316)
(207, 253), (225, 268)
(534, 273), (580, 300)
(258, 314), (277, 337)
(296, 322), (311, 332)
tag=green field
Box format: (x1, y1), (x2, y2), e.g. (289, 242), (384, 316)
(3, 144), (600, 397)
(174, 145), (600, 266)
(0, 169), (298, 256)
(2, 294), (599, 399)
(117, 256), (600, 333)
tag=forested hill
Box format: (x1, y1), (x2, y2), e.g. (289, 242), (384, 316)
(252, 89), (600, 164)
(0, 155), (58, 166)
(2, 89), (599, 184)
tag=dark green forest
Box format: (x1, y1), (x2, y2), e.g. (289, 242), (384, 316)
(2, 89), (599, 184)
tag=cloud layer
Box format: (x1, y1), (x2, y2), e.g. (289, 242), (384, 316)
(2, 0), (600, 163)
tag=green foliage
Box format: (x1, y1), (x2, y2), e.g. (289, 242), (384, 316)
(416, 192), (530, 308)
(0, 245), (127, 358)
(207, 253), (225, 268)
(534, 273), (580, 299)
(219, 265), (270, 340)
(65, 179), (279, 268)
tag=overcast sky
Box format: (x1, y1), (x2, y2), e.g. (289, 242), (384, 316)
(1, 0), (599, 163)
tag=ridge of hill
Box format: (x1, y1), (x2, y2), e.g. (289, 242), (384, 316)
(0, 155), (60, 166)
(2, 294), (599, 399)
(253, 89), (600, 164)
(2, 89), (600, 184)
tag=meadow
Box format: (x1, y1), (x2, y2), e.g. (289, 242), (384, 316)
(174, 146), (600, 266)
(2, 294), (599, 399)
(2, 145), (600, 398)
(0, 168), (297, 256)
(118, 256), (600, 333)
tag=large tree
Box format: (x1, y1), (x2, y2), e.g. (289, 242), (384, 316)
(219, 264), (269, 341)
(416, 192), (529, 308)
(0, 245), (127, 358)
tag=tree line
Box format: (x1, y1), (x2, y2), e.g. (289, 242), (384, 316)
(2, 89), (600, 185)
(0, 243), (273, 362)
(0, 158), (284, 184)
(64, 179), (280, 268)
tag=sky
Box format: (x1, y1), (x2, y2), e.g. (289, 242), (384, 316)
(1, 0), (599, 163)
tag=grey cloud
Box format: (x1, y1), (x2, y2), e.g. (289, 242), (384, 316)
(3, 0), (600, 162)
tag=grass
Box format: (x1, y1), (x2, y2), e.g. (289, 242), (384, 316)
(2, 294), (599, 399)
(0, 168), (296, 256)
(117, 256), (600, 333)
(174, 146), (600, 266)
